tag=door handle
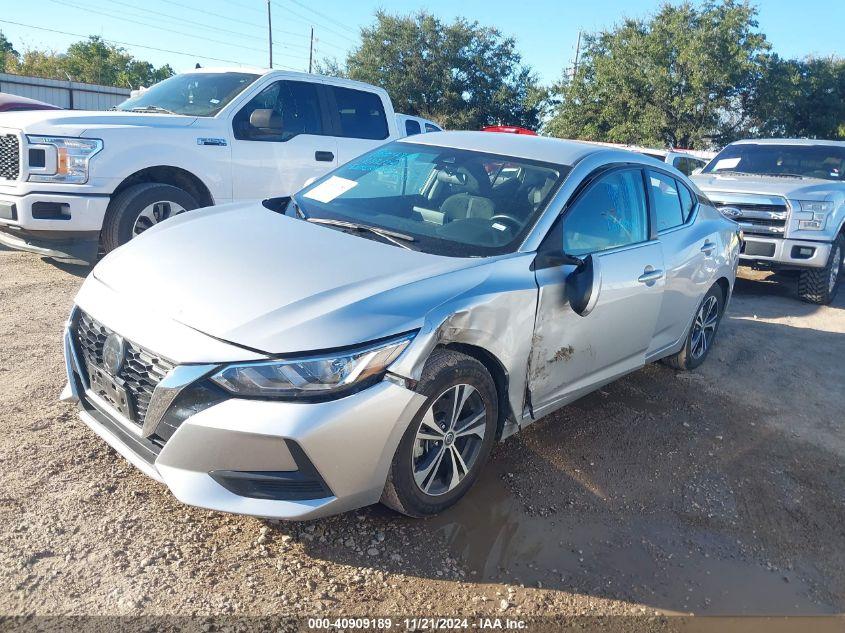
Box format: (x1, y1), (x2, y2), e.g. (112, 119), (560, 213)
(315, 151), (334, 162)
(638, 269), (664, 284)
(701, 241), (716, 255)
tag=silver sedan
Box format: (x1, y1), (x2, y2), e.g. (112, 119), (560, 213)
(62, 132), (740, 519)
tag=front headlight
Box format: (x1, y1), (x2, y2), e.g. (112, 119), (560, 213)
(26, 136), (103, 184)
(797, 200), (833, 231)
(210, 333), (414, 399)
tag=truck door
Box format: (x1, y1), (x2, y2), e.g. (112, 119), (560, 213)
(321, 84), (392, 167)
(230, 79), (337, 200)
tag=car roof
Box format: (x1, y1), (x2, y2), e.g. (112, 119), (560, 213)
(731, 138), (845, 148)
(179, 67), (388, 95)
(398, 131), (619, 166)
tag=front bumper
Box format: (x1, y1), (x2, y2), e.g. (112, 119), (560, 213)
(62, 325), (425, 520)
(0, 191), (109, 263)
(740, 236), (832, 269)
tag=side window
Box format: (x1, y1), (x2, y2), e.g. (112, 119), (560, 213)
(330, 86), (389, 140)
(425, 123), (441, 133)
(562, 169), (648, 256)
(232, 80), (323, 142)
(405, 119), (421, 136)
(678, 181), (696, 221)
(648, 170), (684, 231)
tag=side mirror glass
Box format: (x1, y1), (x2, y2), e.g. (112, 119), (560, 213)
(565, 254), (601, 316)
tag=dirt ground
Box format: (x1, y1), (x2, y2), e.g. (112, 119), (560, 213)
(1, 243), (844, 624)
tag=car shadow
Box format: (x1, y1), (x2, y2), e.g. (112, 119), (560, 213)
(265, 314), (845, 616)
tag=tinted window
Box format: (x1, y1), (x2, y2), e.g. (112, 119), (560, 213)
(648, 170), (684, 231)
(702, 143), (845, 181)
(678, 182), (696, 221)
(563, 169), (648, 256)
(330, 87), (388, 140)
(425, 123), (441, 133)
(405, 119), (421, 136)
(233, 80), (323, 141)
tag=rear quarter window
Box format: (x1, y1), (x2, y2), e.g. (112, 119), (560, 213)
(330, 86), (389, 140)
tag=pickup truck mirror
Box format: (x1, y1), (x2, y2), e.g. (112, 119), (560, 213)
(565, 254), (600, 316)
(249, 108), (283, 133)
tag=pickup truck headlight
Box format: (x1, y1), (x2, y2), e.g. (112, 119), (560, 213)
(797, 200), (833, 231)
(26, 136), (103, 184)
(210, 333), (414, 399)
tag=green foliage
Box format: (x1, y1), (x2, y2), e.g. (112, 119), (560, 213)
(0, 31), (20, 71)
(4, 35), (172, 88)
(330, 11), (543, 130)
(546, 1), (770, 148)
(749, 55), (845, 139)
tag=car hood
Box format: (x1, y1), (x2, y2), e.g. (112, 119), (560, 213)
(91, 203), (488, 354)
(692, 173), (840, 201)
(0, 109), (198, 136)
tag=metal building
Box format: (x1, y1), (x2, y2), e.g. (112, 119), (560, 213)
(0, 73), (130, 110)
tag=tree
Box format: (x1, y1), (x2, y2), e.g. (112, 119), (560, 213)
(0, 31), (19, 72)
(545, 1), (770, 148)
(749, 55), (845, 139)
(328, 11), (544, 130)
(8, 36), (172, 88)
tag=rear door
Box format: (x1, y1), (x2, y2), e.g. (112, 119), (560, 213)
(646, 170), (716, 355)
(529, 167), (665, 414)
(230, 79), (337, 200)
(323, 84), (392, 166)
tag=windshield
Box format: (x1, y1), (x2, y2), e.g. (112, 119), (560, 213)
(292, 142), (569, 257)
(703, 143), (845, 181)
(117, 72), (259, 116)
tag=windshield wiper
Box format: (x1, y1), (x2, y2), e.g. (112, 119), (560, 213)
(757, 172), (807, 179)
(306, 218), (417, 250)
(128, 105), (179, 115)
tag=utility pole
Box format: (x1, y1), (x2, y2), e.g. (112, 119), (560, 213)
(267, 0), (273, 69)
(572, 30), (582, 80)
(308, 26), (314, 73)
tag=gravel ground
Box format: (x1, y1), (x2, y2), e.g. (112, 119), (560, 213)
(1, 244), (844, 623)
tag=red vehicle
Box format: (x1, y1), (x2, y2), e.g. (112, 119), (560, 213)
(0, 93), (61, 112)
(481, 125), (537, 135)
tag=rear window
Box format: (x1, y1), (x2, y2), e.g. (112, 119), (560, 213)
(425, 122), (441, 133)
(405, 119), (421, 136)
(330, 86), (389, 140)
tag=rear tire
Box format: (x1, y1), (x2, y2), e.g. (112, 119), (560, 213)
(663, 284), (725, 371)
(798, 234), (843, 305)
(101, 183), (199, 252)
(381, 349), (498, 517)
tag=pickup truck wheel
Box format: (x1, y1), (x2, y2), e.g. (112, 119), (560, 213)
(798, 235), (844, 305)
(381, 349), (498, 517)
(663, 284), (724, 371)
(102, 183), (199, 252)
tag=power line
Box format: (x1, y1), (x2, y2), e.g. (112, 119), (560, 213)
(0, 18), (256, 66)
(271, 1), (358, 46)
(158, 0), (309, 40)
(96, 0), (311, 55)
(287, 0), (355, 34)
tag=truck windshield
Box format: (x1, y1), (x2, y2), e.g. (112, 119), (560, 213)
(292, 142), (569, 257)
(703, 144), (845, 181)
(117, 72), (259, 117)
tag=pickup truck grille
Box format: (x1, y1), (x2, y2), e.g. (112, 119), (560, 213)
(0, 134), (20, 180)
(710, 198), (789, 237)
(73, 310), (175, 426)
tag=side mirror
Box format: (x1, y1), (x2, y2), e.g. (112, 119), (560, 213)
(565, 254), (601, 316)
(249, 108), (283, 134)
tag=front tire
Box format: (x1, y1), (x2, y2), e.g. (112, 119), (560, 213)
(663, 284), (725, 371)
(798, 234), (843, 305)
(381, 349), (498, 517)
(102, 183), (199, 252)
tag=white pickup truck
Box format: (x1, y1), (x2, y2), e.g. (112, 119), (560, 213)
(0, 68), (398, 263)
(693, 139), (845, 304)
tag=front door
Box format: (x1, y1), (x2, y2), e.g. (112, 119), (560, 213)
(528, 167), (665, 416)
(230, 79), (337, 200)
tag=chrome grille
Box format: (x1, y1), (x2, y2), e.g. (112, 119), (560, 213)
(73, 310), (175, 425)
(0, 134), (20, 180)
(712, 199), (789, 237)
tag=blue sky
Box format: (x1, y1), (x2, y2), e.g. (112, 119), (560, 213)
(1, 0), (843, 85)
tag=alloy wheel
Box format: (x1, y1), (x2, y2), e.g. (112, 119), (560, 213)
(132, 200), (187, 236)
(690, 295), (719, 360)
(411, 384), (487, 496)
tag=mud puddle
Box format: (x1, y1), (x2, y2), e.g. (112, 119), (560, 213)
(428, 462), (834, 615)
